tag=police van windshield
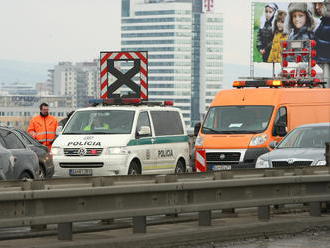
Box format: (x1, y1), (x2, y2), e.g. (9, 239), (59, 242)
(63, 110), (135, 134)
(202, 106), (274, 134)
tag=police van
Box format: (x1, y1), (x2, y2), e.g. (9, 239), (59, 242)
(51, 100), (190, 176)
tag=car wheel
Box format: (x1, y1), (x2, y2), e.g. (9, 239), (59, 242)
(128, 161), (140, 175)
(19, 172), (33, 180)
(175, 159), (185, 174)
(38, 165), (46, 179)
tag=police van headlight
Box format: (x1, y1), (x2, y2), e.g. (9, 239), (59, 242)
(104, 147), (129, 155)
(256, 157), (270, 168)
(249, 134), (268, 146)
(51, 147), (63, 156)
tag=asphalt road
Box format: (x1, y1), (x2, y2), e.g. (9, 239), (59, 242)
(1, 211), (330, 248)
(199, 228), (330, 248)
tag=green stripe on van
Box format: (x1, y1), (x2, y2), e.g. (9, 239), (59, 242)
(153, 135), (189, 144)
(127, 138), (153, 146)
(127, 135), (188, 146)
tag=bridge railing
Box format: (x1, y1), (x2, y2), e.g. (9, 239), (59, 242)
(0, 166), (330, 240)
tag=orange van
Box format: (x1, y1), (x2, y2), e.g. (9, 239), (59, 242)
(194, 81), (330, 172)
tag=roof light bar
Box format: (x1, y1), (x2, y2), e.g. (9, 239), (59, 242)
(233, 81), (246, 87)
(233, 80), (282, 88)
(88, 98), (142, 105)
(164, 100), (174, 106)
(88, 98), (175, 106)
(267, 80), (282, 86)
(232, 79), (326, 88)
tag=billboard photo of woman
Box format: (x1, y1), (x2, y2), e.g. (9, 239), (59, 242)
(256, 3), (278, 62)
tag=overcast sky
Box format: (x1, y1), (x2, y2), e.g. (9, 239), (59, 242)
(0, 0), (253, 65)
(0, 0), (316, 67)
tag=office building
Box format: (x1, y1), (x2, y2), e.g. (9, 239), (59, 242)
(50, 60), (99, 107)
(121, 0), (223, 126)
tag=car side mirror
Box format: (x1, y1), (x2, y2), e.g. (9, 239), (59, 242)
(137, 126), (151, 137)
(56, 126), (63, 136)
(269, 141), (278, 149)
(194, 122), (201, 136)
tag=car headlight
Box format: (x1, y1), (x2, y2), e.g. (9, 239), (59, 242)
(256, 157), (270, 168)
(250, 134), (268, 146)
(312, 160), (327, 166)
(104, 147), (129, 155)
(195, 135), (204, 146)
(50, 147), (63, 156)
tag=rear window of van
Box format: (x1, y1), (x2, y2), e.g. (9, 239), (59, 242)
(150, 111), (184, 136)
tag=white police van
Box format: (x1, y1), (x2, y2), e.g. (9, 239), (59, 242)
(51, 100), (190, 176)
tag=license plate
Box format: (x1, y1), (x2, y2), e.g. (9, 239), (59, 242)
(69, 169), (93, 176)
(212, 165), (232, 171)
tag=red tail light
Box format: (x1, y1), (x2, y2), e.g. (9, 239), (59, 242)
(164, 100), (174, 106)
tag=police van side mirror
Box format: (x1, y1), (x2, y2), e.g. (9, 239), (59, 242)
(56, 126), (63, 136)
(137, 126), (151, 137)
(194, 122), (201, 136)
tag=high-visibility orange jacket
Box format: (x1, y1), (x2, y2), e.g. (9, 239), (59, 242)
(27, 115), (58, 150)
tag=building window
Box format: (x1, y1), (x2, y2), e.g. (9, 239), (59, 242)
(135, 10), (176, 16)
(121, 25), (175, 31)
(122, 17), (175, 23)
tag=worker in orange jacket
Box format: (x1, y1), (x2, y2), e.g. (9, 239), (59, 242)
(28, 103), (58, 150)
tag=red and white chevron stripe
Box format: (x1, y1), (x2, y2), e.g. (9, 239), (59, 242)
(195, 149), (207, 172)
(99, 51), (148, 99)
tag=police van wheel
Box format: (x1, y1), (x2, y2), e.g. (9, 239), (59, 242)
(175, 160), (185, 174)
(128, 161), (140, 175)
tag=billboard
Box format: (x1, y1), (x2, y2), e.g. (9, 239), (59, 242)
(252, 2), (330, 63)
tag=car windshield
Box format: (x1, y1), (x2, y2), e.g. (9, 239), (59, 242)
(202, 106), (274, 134)
(278, 126), (330, 149)
(63, 110), (135, 135)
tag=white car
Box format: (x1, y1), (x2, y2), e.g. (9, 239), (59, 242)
(52, 103), (190, 177)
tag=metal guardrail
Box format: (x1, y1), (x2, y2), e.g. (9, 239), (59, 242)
(0, 166), (329, 189)
(0, 166), (330, 241)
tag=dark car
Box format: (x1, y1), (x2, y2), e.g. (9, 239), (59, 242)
(256, 123), (330, 168)
(11, 128), (54, 178)
(0, 126), (39, 180)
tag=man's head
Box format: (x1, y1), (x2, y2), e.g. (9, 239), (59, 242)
(314, 2), (327, 17)
(39, 103), (49, 117)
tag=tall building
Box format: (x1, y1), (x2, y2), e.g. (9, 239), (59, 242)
(121, 0), (223, 126)
(50, 60), (99, 107)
